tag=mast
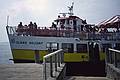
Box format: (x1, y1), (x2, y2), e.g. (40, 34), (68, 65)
(68, 2), (74, 16)
(6, 15), (9, 35)
(6, 15), (9, 26)
(59, 2), (74, 17)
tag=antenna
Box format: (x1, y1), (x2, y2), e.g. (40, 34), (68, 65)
(59, 2), (74, 17)
(67, 2), (74, 16)
(7, 15), (9, 26)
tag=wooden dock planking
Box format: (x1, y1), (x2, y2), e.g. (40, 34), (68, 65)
(65, 76), (110, 80)
(0, 63), (43, 80)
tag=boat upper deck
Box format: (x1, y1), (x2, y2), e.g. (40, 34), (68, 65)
(6, 26), (120, 41)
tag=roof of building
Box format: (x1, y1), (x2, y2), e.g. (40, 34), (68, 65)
(98, 15), (120, 26)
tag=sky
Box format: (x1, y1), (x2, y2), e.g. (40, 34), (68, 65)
(0, 0), (120, 42)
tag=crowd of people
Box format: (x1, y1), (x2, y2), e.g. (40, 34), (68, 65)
(16, 21), (120, 36)
(17, 22), (37, 36)
(81, 25), (99, 33)
(18, 22), (37, 29)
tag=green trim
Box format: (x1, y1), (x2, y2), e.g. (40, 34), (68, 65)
(12, 49), (35, 60)
(64, 53), (89, 62)
(11, 49), (105, 62)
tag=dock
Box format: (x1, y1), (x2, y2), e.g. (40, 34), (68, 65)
(0, 49), (66, 80)
(0, 63), (65, 80)
(0, 63), (43, 80)
(65, 76), (109, 80)
(0, 48), (120, 80)
(0, 64), (109, 80)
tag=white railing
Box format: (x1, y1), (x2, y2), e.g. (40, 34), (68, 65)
(6, 26), (17, 35)
(106, 48), (120, 68)
(6, 26), (120, 40)
(43, 49), (64, 80)
(106, 48), (120, 79)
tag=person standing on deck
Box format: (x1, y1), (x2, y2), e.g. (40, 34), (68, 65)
(17, 22), (23, 35)
(28, 22), (34, 36)
(33, 22), (37, 35)
(34, 22), (37, 29)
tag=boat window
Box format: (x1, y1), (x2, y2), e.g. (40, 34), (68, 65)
(62, 43), (74, 53)
(73, 20), (77, 31)
(60, 19), (65, 24)
(102, 44), (111, 52)
(73, 20), (76, 26)
(77, 44), (87, 53)
(67, 19), (69, 24)
(115, 43), (120, 50)
(46, 42), (59, 51)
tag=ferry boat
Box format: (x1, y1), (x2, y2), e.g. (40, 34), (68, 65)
(6, 3), (120, 76)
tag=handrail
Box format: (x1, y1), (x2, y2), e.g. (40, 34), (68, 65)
(106, 48), (120, 67)
(6, 26), (120, 40)
(105, 48), (120, 79)
(109, 48), (120, 54)
(43, 49), (63, 59)
(43, 49), (64, 80)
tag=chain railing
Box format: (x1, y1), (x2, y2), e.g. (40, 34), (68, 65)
(43, 49), (64, 80)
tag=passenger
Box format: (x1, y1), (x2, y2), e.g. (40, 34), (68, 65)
(28, 22), (34, 29)
(93, 27), (96, 33)
(24, 25), (28, 36)
(17, 22), (23, 35)
(52, 22), (57, 29)
(28, 22), (34, 36)
(45, 27), (47, 29)
(89, 26), (93, 32)
(32, 22), (37, 36)
(18, 22), (23, 28)
(116, 27), (119, 32)
(81, 25), (84, 31)
(24, 25), (28, 29)
(60, 22), (65, 29)
(104, 28), (108, 33)
(34, 22), (37, 29)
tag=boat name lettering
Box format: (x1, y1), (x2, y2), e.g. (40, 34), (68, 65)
(29, 42), (43, 45)
(15, 41), (27, 44)
(11, 40), (43, 45)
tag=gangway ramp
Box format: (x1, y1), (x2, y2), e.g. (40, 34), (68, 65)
(65, 76), (110, 80)
(0, 49), (66, 80)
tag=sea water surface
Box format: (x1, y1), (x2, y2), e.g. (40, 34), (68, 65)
(0, 42), (13, 64)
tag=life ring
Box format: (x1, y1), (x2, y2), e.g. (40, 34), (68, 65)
(95, 26), (99, 32)
(83, 25), (87, 32)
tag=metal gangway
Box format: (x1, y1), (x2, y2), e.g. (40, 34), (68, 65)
(43, 49), (66, 80)
(106, 48), (120, 80)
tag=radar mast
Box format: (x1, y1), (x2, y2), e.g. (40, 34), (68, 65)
(59, 2), (74, 17)
(68, 2), (74, 16)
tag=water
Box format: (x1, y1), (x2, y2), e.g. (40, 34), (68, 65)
(0, 42), (13, 64)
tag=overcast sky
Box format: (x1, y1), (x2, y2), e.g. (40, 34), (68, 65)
(0, 0), (120, 42)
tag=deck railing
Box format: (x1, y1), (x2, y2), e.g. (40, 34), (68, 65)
(43, 49), (64, 80)
(6, 26), (120, 40)
(106, 48), (120, 79)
